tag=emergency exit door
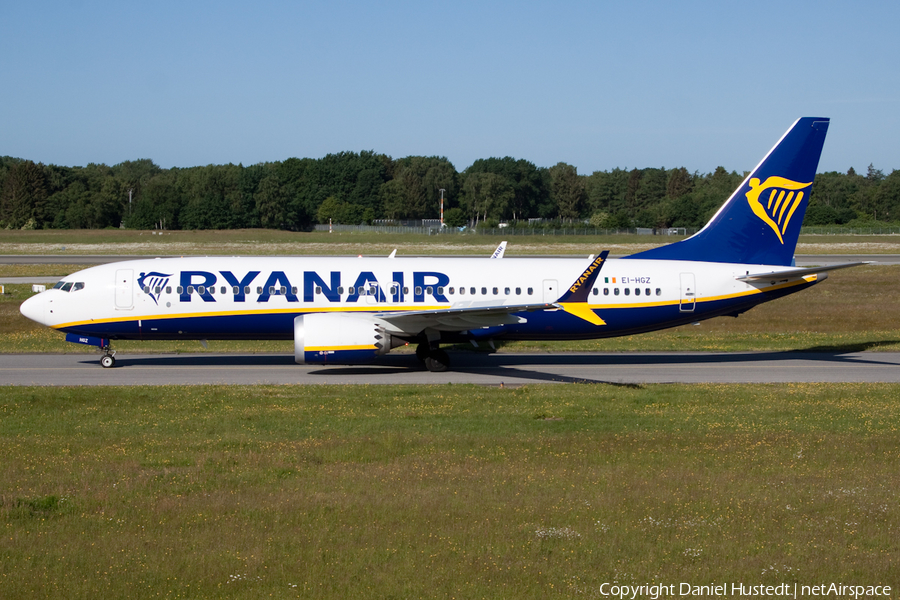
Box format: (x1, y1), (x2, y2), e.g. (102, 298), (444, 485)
(679, 273), (696, 312)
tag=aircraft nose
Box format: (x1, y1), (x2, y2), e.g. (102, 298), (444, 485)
(20, 292), (49, 326)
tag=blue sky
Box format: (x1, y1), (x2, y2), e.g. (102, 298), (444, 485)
(2, 0), (898, 175)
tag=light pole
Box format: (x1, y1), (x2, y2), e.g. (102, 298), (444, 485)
(439, 188), (445, 227)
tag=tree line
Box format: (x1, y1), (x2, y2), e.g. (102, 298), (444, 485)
(1, 153), (898, 231)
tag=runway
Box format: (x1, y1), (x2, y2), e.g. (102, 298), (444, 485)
(3, 351), (900, 386)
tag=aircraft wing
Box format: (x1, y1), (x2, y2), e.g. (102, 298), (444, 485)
(735, 261), (873, 282)
(374, 302), (555, 334)
(373, 250), (613, 334)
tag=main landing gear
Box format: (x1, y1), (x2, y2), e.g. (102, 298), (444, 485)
(416, 342), (450, 372)
(99, 342), (116, 368)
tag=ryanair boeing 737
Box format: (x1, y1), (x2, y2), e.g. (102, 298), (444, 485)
(20, 118), (866, 372)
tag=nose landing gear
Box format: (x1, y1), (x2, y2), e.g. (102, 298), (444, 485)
(100, 342), (116, 368)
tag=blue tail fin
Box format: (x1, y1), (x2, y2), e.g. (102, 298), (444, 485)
(627, 117), (829, 266)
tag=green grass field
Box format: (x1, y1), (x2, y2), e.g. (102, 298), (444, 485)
(2, 232), (899, 597)
(1, 384), (897, 598)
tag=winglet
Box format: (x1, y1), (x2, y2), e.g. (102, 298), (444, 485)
(556, 251), (610, 326)
(558, 251), (609, 303)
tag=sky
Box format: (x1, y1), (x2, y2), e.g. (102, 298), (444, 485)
(2, 0), (898, 176)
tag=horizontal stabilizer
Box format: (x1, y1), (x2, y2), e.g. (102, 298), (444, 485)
(736, 262), (873, 282)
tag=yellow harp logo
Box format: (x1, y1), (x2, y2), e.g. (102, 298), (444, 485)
(745, 176), (812, 244)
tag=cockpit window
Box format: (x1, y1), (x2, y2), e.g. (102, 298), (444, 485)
(52, 281), (84, 292)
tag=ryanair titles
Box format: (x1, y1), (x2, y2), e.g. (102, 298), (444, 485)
(140, 270), (452, 304)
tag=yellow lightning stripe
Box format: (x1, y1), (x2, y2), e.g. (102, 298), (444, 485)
(557, 303), (606, 325)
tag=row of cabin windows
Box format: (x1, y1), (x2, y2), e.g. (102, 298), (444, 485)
(144, 284), (664, 298)
(598, 287), (662, 297)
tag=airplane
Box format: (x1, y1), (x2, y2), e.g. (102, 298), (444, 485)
(20, 117), (868, 372)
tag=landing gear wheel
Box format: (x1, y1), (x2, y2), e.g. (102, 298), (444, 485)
(415, 343), (430, 362)
(100, 354), (116, 368)
(423, 348), (450, 372)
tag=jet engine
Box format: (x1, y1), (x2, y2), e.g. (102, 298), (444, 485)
(294, 313), (393, 365)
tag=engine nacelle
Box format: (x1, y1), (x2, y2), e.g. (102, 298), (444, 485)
(294, 313), (392, 365)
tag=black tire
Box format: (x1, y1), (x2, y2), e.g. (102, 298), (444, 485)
(424, 349), (450, 372)
(415, 343), (430, 362)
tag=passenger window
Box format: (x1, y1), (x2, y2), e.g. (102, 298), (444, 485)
(154, 287), (161, 295)
(603, 288), (609, 296)
(292, 286), (298, 295)
(187, 286), (195, 294)
(315, 287), (322, 295)
(403, 287), (409, 294)
(177, 286), (184, 294)
(614, 288), (619, 296)
(209, 286), (215, 295)
(459, 287), (465, 295)
(198, 286), (206, 295)
(425, 286), (433, 295)
(470, 287), (476, 295)
(656, 288), (662, 296)
(624, 288), (630, 296)
(142, 285), (150, 294)
(166, 286), (172, 294)
(516, 287), (521, 295)
(492, 287), (498, 295)
(504, 287), (510, 295)
(635, 288), (640, 296)
(221, 286), (227, 294)
(233, 286), (239, 295)
(448, 287), (454, 295)
(645, 288), (651, 296)
(527, 287), (533, 295)
(415, 286), (422, 295)
(244, 286), (250, 295)
(592, 288), (598, 296)
(280, 286), (287, 295)
(481, 287), (487, 295)
(256, 286), (263, 294)
(437, 286), (444, 295)
(390, 286), (397, 295)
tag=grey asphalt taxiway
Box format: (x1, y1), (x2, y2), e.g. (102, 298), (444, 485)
(3, 351), (900, 386)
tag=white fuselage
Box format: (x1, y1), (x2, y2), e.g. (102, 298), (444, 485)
(21, 255), (817, 343)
